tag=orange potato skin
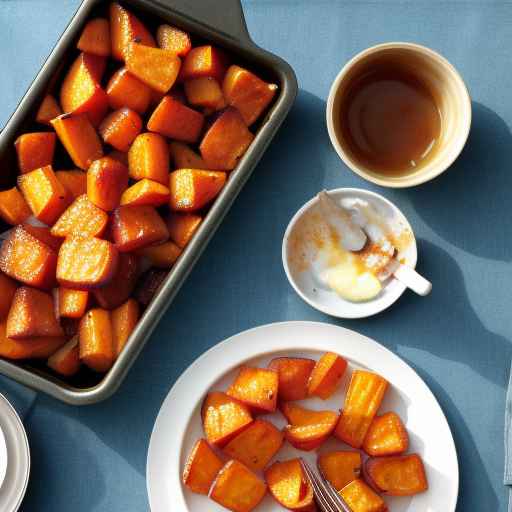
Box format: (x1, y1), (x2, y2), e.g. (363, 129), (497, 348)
(47, 336), (80, 377)
(169, 141), (209, 169)
(99, 108), (143, 152)
(227, 366), (278, 413)
(318, 451), (362, 491)
(36, 95), (62, 125)
(166, 213), (202, 248)
(157, 24), (192, 57)
(87, 157), (129, 211)
(120, 179), (170, 207)
(340, 479), (388, 512)
(79, 308), (114, 372)
(179, 45), (229, 83)
(136, 241), (181, 269)
(55, 170), (87, 199)
(268, 357), (315, 401)
(362, 412), (409, 457)
(111, 298), (139, 357)
(128, 133), (169, 185)
(0, 273), (17, 321)
(15, 132), (56, 174)
(184, 77), (226, 109)
(77, 18), (111, 57)
(54, 287), (89, 319)
(0, 187), (31, 225)
(106, 67), (152, 114)
(183, 438), (224, 495)
(308, 351), (348, 399)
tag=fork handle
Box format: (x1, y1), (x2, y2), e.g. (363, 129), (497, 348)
(393, 263), (432, 296)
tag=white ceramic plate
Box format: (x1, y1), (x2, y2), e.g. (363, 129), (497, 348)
(282, 188), (418, 318)
(147, 321), (458, 512)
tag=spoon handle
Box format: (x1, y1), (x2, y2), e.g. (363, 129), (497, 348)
(393, 263), (432, 296)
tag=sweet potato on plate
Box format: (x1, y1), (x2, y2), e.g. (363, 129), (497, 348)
(0, 273), (17, 321)
(340, 479), (388, 512)
(99, 108), (143, 152)
(223, 419), (283, 471)
(55, 170), (87, 199)
(54, 287), (89, 319)
(362, 412), (409, 456)
(136, 241), (181, 269)
(120, 179), (170, 207)
(317, 451), (362, 491)
(157, 24), (191, 57)
(47, 336), (80, 377)
(179, 45), (229, 83)
(0, 187), (31, 225)
(87, 156), (129, 211)
(335, 370), (388, 448)
(169, 141), (209, 169)
(308, 351), (347, 399)
(167, 213), (202, 248)
(36, 94), (62, 125)
(202, 391), (253, 447)
(128, 133), (169, 185)
(77, 18), (111, 57)
(79, 308), (114, 372)
(227, 366), (278, 413)
(106, 67), (152, 114)
(210, 460), (267, 512)
(265, 458), (316, 512)
(268, 357), (315, 401)
(111, 298), (139, 357)
(183, 438), (224, 495)
(15, 132), (56, 174)
(185, 77), (226, 110)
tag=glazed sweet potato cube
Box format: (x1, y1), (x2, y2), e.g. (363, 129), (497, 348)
(335, 370), (389, 448)
(111, 205), (168, 252)
(36, 94), (62, 125)
(87, 156), (129, 211)
(185, 77), (226, 110)
(169, 141), (209, 169)
(51, 113), (103, 170)
(180, 45), (229, 83)
(202, 391), (253, 447)
(167, 213), (202, 248)
(268, 357), (315, 401)
(126, 44), (181, 94)
(54, 287), (89, 319)
(106, 67), (152, 114)
(133, 269), (166, 307)
(48, 336), (80, 376)
(340, 479), (388, 512)
(265, 458), (315, 512)
(55, 170), (87, 199)
(362, 412), (409, 457)
(120, 179), (170, 207)
(223, 419), (283, 471)
(0, 273), (17, 321)
(136, 241), (181, 268)
(0, 225), (57, 289)
(79, 308), (114, 372)
(227, 366), (278, 413)
(21, 224), (62, 252)
(6, 287), (63, 339)
(128, 133), (169, 185)
(93, 253), (138, 309)
(57, 236), (119, 289)
(77, 18), (111, 57)
(0, 188), (31, 225)
(157, 24), (191, 57)
(223, 65), (278, 125)
(169, 169), (226, 212)
(111, 298), (139, 357)
(109, 2), (155, 61)
(210, 460), (267, 512)
(148, 96), (204, 143)
(99, 108), (142, 152)
(199, 108), (254, 170)
(15, 132), (56, 174)
(308, 351), (347, 399)
(183, 439), (223, 495)
(318, 451), (362, 491)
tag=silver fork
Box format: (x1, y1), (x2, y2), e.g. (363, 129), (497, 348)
(300, 458), (353, 512)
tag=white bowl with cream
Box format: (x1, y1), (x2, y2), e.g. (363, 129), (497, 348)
(282, 188), (417, 318)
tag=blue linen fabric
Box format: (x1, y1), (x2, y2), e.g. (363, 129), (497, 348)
(1, 0), (512, 511)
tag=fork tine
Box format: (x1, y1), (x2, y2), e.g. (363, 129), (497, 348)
(300, 459), (338, 512)
(322, 476), (353, 511)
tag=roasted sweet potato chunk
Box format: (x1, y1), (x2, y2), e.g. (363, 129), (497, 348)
(183, 438), (224, 495)
(111, 205), (168, 252)
(223, 419), (283, 471)
(106, 67), (152, 114)
(268, 357), (315, 401)
(47, 336), (80, 376)
(265, 458), (315, 512)
(157, 24), (191, 57)
(133, 269), (166, 307)
(0, 273), (17, 321)
(21, 224), (62, 252)
(77, 18), (111, 57)
(148, 96), (204, 143)
(202, 391), (253, 447)
(0, 225), (57, 289)
(79, 308), (114, 372)
(36, 94), (62, 125)
(169, 141), (209, 169)
(128, 133), (169, 185)
(363, 412), (409, 456)
(340, 479), (388, 512)
(87, 156), (129, 211)
(136, 241), (181, 268)
(227, 366), (278, 413)
(210, 460), (266, 512)
(51, 113), (103, 170)
(111, 298), (139, 357)
(308, 351), (347, 399)
(167, 213), (202, 248)
(318, 451), (361, 491)
(57, 236), (119, 290)
(199, 107), (254, 170)
(169, 169), (226, 212)
(0, 187), (31, 225)
(15, 132), (56, 174)
(180, 45), (229, 83)
(335, 370), (388, 448)
(54, 287), (89, 319)
(185, 77), (225, 109)
(120, 179), (170, 207)
(99, 108), (142, 152)
(55, 170), (87, 199)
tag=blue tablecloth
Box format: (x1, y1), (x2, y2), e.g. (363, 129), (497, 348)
(1, 1), (511, 510)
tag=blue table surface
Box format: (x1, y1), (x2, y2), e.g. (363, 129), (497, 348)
(1, 0), (511, 510)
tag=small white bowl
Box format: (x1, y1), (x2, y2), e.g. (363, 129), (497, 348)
(282, 188), (417, 318)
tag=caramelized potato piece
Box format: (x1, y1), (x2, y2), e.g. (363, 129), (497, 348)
(223, 65), (278, 125)
(21, 224), (62, 252)
(268, 357), (315, 401)
(77, 18), (111, 57)
(54, 287), (89, 319)
(0, 225), (57, 289)
(169, 169), (226, 212)
(55, 170), (87, 199)
(15, 132), (56, 174)
(185, 77), (225, 109)
(210, 460), (267, 512)
(340, 479), (388, 512)
(136, 241), (181, 268)
(183, 438), (223, 495)
(265, 458), (315, 512)
(335, 370), (388, 448)
(111, 205), (168, 252)
(169, 141), (209, 169)
(128, 133), (169, 185)
(51, 113), (103, 170)
(308, 351), (347, 399)
(363, 412), (409, 456)
(133, 269), (166, 307)
(180, 45), (229, 83)
(36, 94), (62, 125)
(57, 236), (119, 290)
(120, 179), (170, 207)
(157, 24), (191, 56)
(87, 156), (129, 211)
(99, 108), (142, 152)
(111, 298), (139, 357)
(106, 67), (152, 114)
(199, 107), (254, 170)
(48, 336), (80, 376)
(167, 213), (202, 248)
(79, 308), (114, 372)
(0, 273), (17, 321)
(318, 451), (362, 491)
(223, 419), (283, 471)
(227, 366), (278, 413)
(0, 187), (31, 225)
(202, 391), (253, 447)
(148, 96), (204, 143)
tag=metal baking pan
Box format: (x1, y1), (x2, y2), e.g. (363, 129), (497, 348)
(0, 0), (297, 404)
